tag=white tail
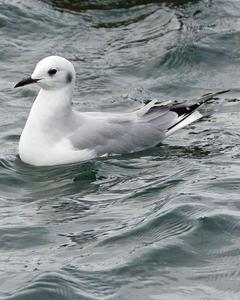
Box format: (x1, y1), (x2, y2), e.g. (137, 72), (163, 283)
(166, 110), (203, 137)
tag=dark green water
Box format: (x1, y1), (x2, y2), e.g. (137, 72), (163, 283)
(1, 0), (240, 299)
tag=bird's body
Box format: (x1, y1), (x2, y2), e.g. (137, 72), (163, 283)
(15, 56), (229, 166)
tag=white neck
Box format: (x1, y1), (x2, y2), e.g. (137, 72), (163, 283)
(20, 85), (75, 150)
(31, 85), (73, 120)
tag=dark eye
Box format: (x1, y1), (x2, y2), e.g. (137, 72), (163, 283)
(48, 68), (57, 76)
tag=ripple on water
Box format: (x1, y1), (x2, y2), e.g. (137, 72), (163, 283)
(1, 272), (82, 300)
(1, 0), (240, 299)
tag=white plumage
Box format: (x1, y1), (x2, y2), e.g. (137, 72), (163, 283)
(14, 56), (229, 166)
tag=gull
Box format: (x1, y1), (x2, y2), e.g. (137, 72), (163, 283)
(15, 56), (229, 166)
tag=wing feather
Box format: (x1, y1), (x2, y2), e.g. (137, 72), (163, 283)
(67, 90), (229, 156)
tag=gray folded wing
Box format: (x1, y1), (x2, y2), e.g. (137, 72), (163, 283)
(68, 90), (230, 156)
(68, 102), (179, 155)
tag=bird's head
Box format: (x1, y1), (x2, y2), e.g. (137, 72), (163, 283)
(15, 56), (76, 90)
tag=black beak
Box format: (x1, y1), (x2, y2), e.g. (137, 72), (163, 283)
(14, 76), (39, 88)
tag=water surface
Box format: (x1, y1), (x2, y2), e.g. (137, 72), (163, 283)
(1, 0), (240, 299)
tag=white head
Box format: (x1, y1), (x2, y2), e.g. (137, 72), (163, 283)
(15, 56), (76, 91)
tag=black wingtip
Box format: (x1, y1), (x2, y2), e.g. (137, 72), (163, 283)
(216, 89), (231, 95)
(202, 89), (231, 97)
(169, 89), (231, 117)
